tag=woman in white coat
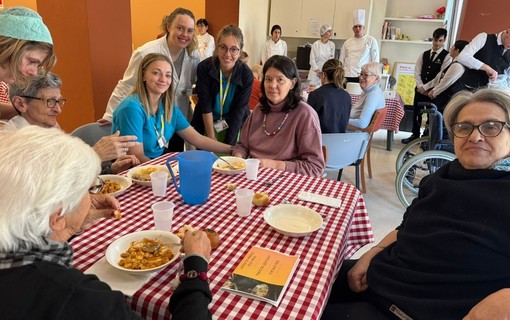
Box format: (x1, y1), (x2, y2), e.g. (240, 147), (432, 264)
(307, 24), (335, 87)
(102, 8), (200, 151)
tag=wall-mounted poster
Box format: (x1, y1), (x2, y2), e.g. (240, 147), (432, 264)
(393, 62), (416, 105)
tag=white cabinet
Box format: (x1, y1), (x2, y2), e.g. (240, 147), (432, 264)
(269, 0), (373, 40)
(269, 0), (303, 37)
(331, 0), (373, 39)
(299, 0), (335, 37)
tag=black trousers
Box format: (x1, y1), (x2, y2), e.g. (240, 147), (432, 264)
(411, 88), (433, 137)
(164, 134), (184, 152)
(321, 260), (395, 320)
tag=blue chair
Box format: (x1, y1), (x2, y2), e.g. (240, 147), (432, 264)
(322, 132), (370, 192)
(71, 122), (112, 147)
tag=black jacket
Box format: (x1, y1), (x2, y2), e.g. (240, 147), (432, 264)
(307, 83), (351, 133)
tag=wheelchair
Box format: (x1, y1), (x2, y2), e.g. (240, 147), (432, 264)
(395, 103), (457, 207)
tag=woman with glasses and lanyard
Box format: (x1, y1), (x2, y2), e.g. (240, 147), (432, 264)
(323, 88), (510, 320)
(191, 24), (254, 146)
(347, 62), (385, 130)
(113, 53), (231, 163)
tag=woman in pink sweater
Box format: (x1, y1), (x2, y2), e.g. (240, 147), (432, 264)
(233, 55), (325, 177)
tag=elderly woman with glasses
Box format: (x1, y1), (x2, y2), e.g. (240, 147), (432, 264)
(5, 72), (139, 173)
(191, 24), (254, 146)
(323, 88), (510, 320)
(0, 126), (213, 320)
(347, 62), (385, 131)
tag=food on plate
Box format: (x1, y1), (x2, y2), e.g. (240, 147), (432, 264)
(131, 167), (169, 181)
(113, 210), (122, 219)
(217, 161), (246, 171)
(176, 225), (220, 249)
(118, 238), (174, 270)
(100, 179), (121, 194)
(204, 229), (220, 249)
(227, 182), (237, 191)
(253, 192), (270, 207)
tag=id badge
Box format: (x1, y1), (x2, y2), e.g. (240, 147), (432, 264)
(214, 119), (229, 133)
(157, 134), (167, 148)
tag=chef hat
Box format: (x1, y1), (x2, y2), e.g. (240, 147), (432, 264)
(320, 24), (332, 36)
(353, 9), (366, 26)
(0, 7), (53, 44)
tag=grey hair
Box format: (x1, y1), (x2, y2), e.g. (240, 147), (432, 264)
(443, 88), (510, 136)
(362, 62), (382, 81)
(9, 71), (62, 100)
(0, 126), (100, 251)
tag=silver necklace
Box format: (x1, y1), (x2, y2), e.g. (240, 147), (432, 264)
(263, 111), (290, 136)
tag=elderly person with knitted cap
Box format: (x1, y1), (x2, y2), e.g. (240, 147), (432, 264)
(0, 126), (213, 320)
(307, 24), (335, 87)
(0, 6), (56, 120)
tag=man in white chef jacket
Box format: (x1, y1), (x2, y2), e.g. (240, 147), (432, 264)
(340, 9), (380, 84)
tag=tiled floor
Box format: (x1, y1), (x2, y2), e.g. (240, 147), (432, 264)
(324, 130), (412, 258)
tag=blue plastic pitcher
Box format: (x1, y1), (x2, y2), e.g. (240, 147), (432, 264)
(166, 151), (216, 205)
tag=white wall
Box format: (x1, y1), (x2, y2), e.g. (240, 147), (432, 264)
(239, 0), (270, 65)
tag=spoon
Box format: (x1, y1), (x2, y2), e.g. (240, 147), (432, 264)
(141, 242), (181, 254)
(263, 174), (285, 186)
(212, 153), (237, 170)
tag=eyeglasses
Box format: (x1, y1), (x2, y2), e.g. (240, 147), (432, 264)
(451, 121), (510, 138)
(218, 44), (240, 56)
(358, 73), (375, 79)
(20, 95), (67, 108)
(88, 177), (104, 194)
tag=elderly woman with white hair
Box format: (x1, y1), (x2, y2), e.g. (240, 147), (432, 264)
(347, 61), (385, 130)
(6, 72), (140, 173)
(307, 24), (335, 87)
(0, 126), (212, 319)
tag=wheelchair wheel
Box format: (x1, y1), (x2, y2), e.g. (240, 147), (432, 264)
(395, 137), (429, 173)
(395, 150), (456, 207)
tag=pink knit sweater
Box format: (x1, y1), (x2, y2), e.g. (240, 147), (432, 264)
(234, 100), (325, 177)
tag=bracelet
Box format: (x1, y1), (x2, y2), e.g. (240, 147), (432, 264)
(371, 245), (386, 250)
(229, 146), (235, 156)
(179, 270), (208, 282)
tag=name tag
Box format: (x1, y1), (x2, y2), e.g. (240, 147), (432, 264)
(214, 119), (229, 132)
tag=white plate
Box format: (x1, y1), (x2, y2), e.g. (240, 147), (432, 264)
(98, 174), (132, 197)
(105, 230), (181, 275)
(263, 204), (323, 237)
(213, 156), (246, 175)
(126, 164), (178, 187)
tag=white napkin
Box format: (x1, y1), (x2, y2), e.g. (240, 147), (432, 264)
(84, 257), (155, 296)
(297, 191), (341, 208)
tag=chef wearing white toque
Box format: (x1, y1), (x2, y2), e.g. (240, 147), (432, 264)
(340, 9), (380, 83)
(307, 24), (336, 87)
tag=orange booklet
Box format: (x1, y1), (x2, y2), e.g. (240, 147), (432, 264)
(221, 246), (299, 307)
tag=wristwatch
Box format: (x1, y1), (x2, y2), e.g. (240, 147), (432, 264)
(179, 270), (208, 282)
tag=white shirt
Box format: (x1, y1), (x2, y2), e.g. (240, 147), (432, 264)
(339, 35), (380, 77)
(414, 48), (452, 88)
(197, 32), (215, 61)
(261, 39), (288, 64)
(426, 61), (466, 98)
(456, 32), (504, 70)
(307, 40), (335, 86)
(103, 37), (200, 121)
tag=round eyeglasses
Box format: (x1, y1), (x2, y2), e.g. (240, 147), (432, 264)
(20, 95), (67, 108)
(218, 44), (240, 56)
(451, 121), (510, 138)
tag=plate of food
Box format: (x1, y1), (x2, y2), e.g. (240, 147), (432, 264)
(126, 164), (178, 187)
(98, 175), (132, 197)
(105, 230), (181, 275)
(263, 204), (323, 237)
(213, 156), (246, 175)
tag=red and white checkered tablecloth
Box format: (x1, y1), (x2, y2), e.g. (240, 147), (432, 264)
(351, 94), (405, 133)
(72, 153), (374, 319)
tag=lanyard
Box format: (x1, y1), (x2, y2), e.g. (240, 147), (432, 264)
(153, 114), (165, 139)
(219, 69), (231, 120)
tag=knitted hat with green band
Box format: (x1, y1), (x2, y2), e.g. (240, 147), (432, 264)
(0, 7), (53, 44)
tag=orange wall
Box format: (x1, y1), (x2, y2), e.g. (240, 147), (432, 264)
(458, 0), (510, 40)
(206, 0), (239, 37)
(130, 0), (205, 49)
